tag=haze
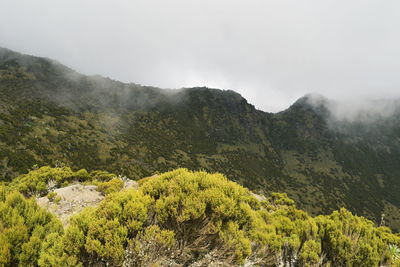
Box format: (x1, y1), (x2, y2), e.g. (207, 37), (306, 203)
(1, 0), (400, 112)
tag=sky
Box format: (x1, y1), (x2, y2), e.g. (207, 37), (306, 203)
(1, 0), (400, 112)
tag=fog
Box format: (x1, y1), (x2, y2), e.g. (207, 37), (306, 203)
(1, 0), (400, 112)
(305, 94), (400, 125)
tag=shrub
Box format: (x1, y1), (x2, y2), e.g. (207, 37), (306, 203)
(2, 168), (399, 266)
(0, 187), (63, 266)
(96, 178), (124, 195)
(8, 166), (117, 197)
(47, 192), (57, 201)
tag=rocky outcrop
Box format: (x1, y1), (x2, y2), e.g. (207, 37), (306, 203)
(37, 184), (104, 226)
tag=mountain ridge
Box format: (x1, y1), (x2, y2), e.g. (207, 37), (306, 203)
(1, 47), (400, 230)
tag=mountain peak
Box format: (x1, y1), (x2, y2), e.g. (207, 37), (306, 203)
(283, 94), (331, 119)
(291, 93), (328, 108)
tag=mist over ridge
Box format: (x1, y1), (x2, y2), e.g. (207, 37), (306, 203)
(3, 0), (400, 113)
(2, 46), (400, 232)
(301, 93), (400, 125)
(4, 45), (400, 128)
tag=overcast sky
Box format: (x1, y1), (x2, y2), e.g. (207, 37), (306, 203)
(1, 0), (400, 112)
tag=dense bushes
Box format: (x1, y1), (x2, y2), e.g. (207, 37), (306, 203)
(0, 187), (63, 266)
(1, 167), (400, 266)
(315, 208), (398, 266)
(8, 166), (117, 197)
(96, 178), (124, 195)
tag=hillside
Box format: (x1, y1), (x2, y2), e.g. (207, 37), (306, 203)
(1, 167), (399, 266)
(1, 47), (400, 230)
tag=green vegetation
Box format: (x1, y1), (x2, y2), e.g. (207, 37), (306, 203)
(0, 186), (63, 266)
(1, 48), (400, 233)
(1, 167), (399, 266)
(96, 178), (124, 195)
(7, 166), (117, 197)
(46, 191), (57, 201)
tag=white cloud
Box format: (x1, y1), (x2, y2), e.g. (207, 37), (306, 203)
(1, 0), (400, 112)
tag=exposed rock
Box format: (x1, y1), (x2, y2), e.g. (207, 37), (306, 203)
(37, 184), (104, 226)
(124, 179), (139, 190)
(251, 192), (266, 202)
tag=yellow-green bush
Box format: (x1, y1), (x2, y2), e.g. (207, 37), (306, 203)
(315, 208), (400, 266)
(47, 192), (57, 201)
(1, 167), (400, 266)
(0, 187), (63, 266)
(125, 225), (176, 266)
(8, 166), (117, 197)
(96, 178), (124, 195)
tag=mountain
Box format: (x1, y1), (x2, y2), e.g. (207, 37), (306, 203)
(1, 47), (400, 230)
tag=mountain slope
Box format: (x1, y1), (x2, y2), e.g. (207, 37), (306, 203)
(1, 47), (400, 230)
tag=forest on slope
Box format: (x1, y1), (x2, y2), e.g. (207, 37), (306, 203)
(1, 167), (400, 266)
(1, 47), (400, 231)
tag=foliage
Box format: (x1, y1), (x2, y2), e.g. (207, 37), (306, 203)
(315, 209), (400, 266)
(2, 167), (398, 266)
(96, 178), (124, 195)
(124, 225), (176, 266)
(388, 244), (400, 266)
(7, 166), (116, 197)
(2, 47), (400, 232)
(46, 191), (57, 201)
(0, 186), (63, 266)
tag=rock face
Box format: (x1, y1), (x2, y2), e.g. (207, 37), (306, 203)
(37, 184), (104, 225)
